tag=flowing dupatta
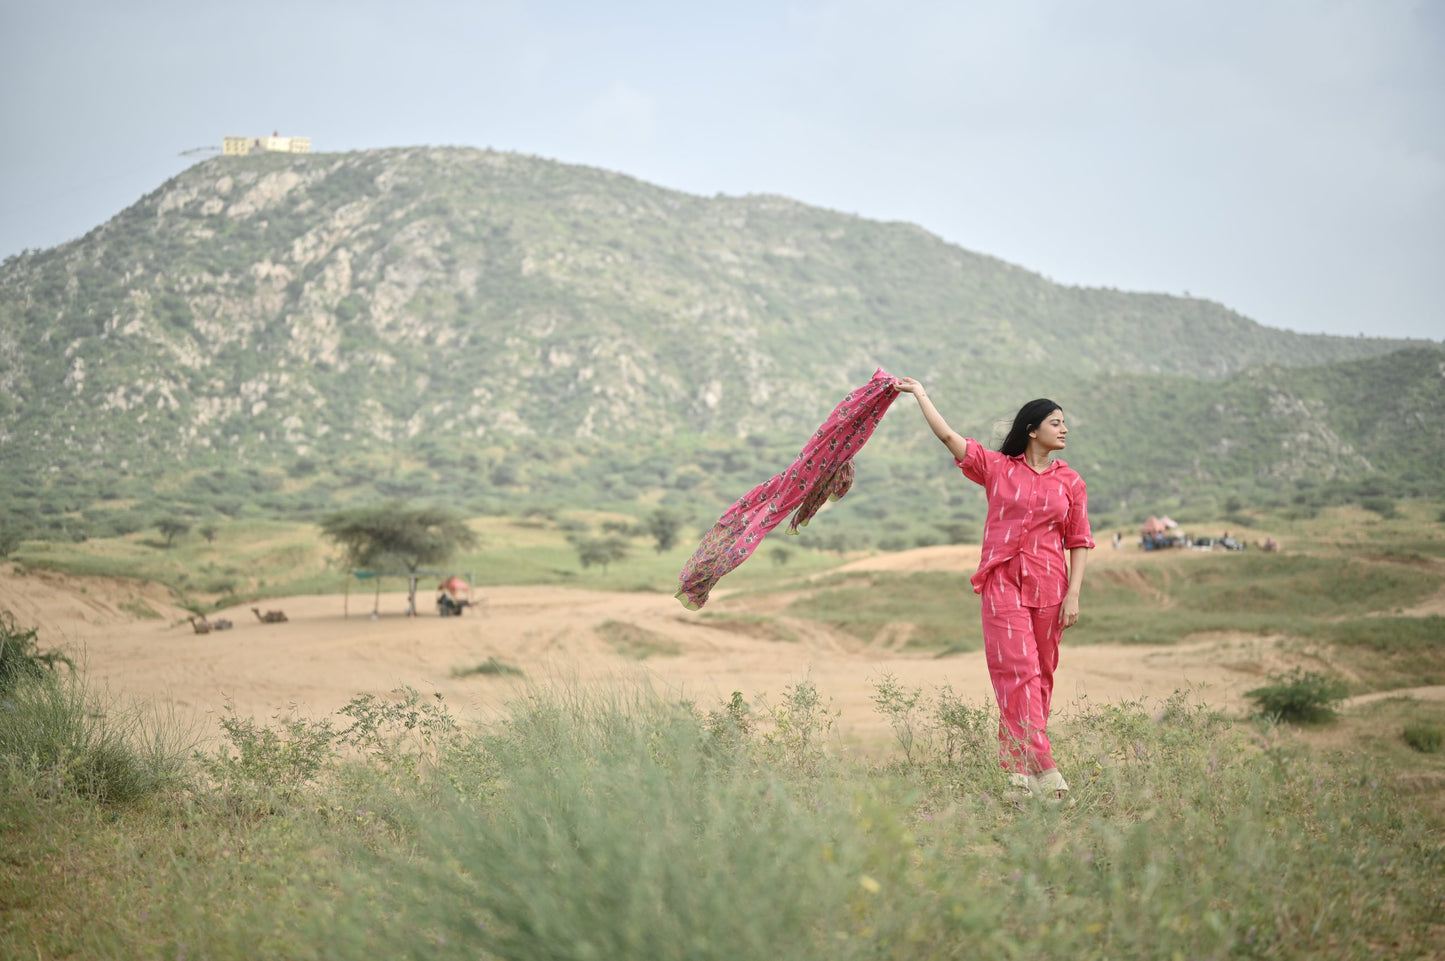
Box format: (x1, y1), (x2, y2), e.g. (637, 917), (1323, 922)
(675, 368), (898, 610)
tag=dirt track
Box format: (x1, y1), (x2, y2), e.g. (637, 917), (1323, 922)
(3, 549), (1439, 750)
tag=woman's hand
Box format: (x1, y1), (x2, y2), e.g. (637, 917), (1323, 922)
(893, 376), (926, 395)
(1059, 594), (1081, 631)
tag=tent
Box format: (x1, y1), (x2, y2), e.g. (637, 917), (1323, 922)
(437, 574), (470, 597)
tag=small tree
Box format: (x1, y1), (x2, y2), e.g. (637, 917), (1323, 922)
(646, 508), (682, 554)
(321, 502), (478, 614)
(1245, 668), (1349, 724)
(199, 524), (218, 544)
(156, 518), (190, 547)
(576, 536), (629, 574)
(0, 524), (25, 559)
(935, 520), (974, 545)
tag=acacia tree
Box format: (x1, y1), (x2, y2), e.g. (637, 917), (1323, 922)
(156, 518), (190, 547)
(320, 502), (477, 614)
(575, 535), (629, 574)
(645, 508), (682, 554)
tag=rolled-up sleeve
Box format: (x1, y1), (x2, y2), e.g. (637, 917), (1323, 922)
(1063, 477), (1096, 550)
(954, 438), (990, 487)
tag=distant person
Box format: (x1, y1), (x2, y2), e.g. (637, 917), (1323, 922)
(437, 590), (459, 616)
(893, 378), (1094, 803)
(1112, 531), (1122, 550)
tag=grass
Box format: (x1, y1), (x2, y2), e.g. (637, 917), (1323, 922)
(3, 677), (1443, 960)
(451, 656), (525, 678)
(117, 598), (161, 619)
(745, 547), (1440, 654)
(1066, 552), (1440, 646)
(9, 512), (859, 608)
(596, 619), (682, 659)
(1305, 617), (1445, 692)
(781, 570), (976, 650)
(10, 501), (1439, 637)
(1403, 721), (1443, 754)
(695, 611), (800, 643)
(13, 517), (338, 610)
(0, 669), (194, 808)
(3, 499), (1441, 955)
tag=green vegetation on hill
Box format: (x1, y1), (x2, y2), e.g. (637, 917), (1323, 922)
(0, 146), (1440, 540)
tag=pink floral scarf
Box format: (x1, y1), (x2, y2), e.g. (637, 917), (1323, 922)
(675, 368), (898, 610)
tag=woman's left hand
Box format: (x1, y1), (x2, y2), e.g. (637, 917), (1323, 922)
(1059, 595), (1081, 631)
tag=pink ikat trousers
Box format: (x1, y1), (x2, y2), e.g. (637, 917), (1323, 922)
(980, 556), (1063, 775)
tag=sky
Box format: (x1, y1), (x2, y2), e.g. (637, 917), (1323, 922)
(2, 0), (1442, 341)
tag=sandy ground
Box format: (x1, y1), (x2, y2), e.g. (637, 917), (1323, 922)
(3, 548), (1440, 751)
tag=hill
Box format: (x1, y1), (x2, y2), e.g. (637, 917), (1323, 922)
(0, 146), (1439, 542)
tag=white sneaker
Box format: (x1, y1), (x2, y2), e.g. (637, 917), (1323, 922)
(1029, 769), (1071, 805)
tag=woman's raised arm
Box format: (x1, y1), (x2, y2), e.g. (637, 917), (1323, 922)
(894, 377), (970, 462)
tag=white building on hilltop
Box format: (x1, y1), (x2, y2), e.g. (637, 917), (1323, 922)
(223, 132), (311, 156)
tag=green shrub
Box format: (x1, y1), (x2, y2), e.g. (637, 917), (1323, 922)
(1359, 496), (1398, 518)
(0, 670), (190, 803)
(335, 686), (460, 781)
(1245, 668), (1349, 724)
(759, 677), (838, 772)
(871, 672), (928, 766)
(195, 705), (336, 802)
(0, 523), (27, 558)
(0, 611), (72, 693)
(1402, 721), (1443, 754)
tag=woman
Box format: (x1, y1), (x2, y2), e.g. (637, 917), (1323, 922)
(893, 378), (1094, 801)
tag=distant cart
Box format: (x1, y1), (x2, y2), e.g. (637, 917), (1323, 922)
(435, 574), (475, 617)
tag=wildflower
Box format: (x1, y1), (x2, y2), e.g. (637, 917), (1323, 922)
(858, 875), (881, 894)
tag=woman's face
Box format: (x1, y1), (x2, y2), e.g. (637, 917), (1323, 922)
(1030, 409), (1067, 451)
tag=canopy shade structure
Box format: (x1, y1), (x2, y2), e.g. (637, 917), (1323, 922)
(344, 570), (475, 618)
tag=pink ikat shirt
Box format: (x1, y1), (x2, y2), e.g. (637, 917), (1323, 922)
(957, 438), (1095, 607)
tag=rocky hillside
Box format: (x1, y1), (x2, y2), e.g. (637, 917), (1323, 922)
(0, 146), (1439, 537)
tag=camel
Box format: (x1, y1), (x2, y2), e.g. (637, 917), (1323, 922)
(251, 607), (288, 624)
(212, 617), (233, 630)
(188, 616), (212, 634)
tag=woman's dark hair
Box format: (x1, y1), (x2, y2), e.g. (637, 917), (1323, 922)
(997, 398), (1063, 456)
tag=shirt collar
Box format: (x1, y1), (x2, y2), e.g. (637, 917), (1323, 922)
(1010, 453), (1058, 473)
